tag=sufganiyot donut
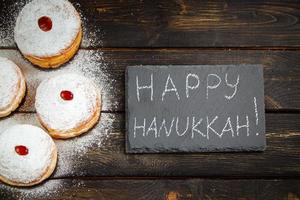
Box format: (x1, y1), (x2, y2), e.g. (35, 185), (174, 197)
(0, 124), (57, 186)
(14, 0), (82, 68)
(35, 73), (101, 139)
(0, 57), (26, 118)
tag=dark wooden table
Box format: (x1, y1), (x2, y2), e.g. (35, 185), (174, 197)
(0, 0), (300, 199)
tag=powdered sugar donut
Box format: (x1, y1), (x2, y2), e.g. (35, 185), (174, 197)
(0, 124), (57, 186)
(0, 57), (26, 118)
(35, 74), (101, 139)
(14, 0), (82, 68)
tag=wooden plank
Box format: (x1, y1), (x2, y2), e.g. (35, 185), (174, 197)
(0, 50), (123, 112)
(0, 178), (299, 200)
(0, 112), (299, 177)
(1, 1), (300, 47)
(0, 49), (299, 112)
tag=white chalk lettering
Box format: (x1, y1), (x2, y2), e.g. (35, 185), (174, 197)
(206, 74), (221, 99)
(162, 74), (180, 101)
(186, 73), (200, 98)
(176, 117), (189, 136)
(225, 73), (239, 100)
(136, 74), (153, 102)
(191, 117), (205, 138)
(253, 97), (258, 125)
(253, 97), (259, 136)
(133, 113), (256, 140)
(221, 117), (234, 137)
(134, 117), (146, 138)
(146, 117), (158, 138)
(206, 116), (219, 139)
(158, 118), (175, 137)
(236, 115), (249, 136)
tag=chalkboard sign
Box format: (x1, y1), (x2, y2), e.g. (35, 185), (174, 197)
(126, 65), (266, 153)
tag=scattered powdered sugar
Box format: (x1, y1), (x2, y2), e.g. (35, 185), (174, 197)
(55, 112), (117, 176)
(66, 50), (120, 112)
(65, 50), (114, 93)
(0, 0), (29, 47)
(0, 179), (85, 200)
(73, 2), (104, 47)
(0, 57), (20, 110)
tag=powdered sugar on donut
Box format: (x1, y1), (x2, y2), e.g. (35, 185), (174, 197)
(35, 73), (100, 131)
(0, 124), (54, 183)
(0, 57), (20, 110)
(14, 0), (81, 57)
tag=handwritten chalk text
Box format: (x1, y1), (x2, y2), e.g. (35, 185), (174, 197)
(135, 73), (240, 102)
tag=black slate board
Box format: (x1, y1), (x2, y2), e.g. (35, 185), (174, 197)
(126, 65), (266, 153)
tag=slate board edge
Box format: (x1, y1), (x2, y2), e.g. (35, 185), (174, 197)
(125, 64), (264, 70)
(127, 146), (266, 154)
(260, 65), (267, 151)
(125, 66), (130, 153)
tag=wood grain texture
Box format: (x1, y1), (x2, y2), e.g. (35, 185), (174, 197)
(0, 112), (299, 178)
(0, 178), (299, 200)
(1, 0), (300, 47)
(0, 49), (299, 112)
(0, 0), (300, 198)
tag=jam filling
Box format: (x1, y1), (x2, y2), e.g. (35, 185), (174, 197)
(38, 16), (52, 32)
(60, 90), (73, 101)
(15, 145), (29, 156)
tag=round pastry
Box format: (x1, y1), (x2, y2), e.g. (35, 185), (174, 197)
(35, 74), (101, 139)
(0, 57), (26, 118)
(0, 124), (57, 186)
(14, 0), (82, 68)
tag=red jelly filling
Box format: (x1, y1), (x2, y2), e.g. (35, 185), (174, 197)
(38, 16), (52, 32)
(15, 145), (29, 156)
(60, 90), (73, 101)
